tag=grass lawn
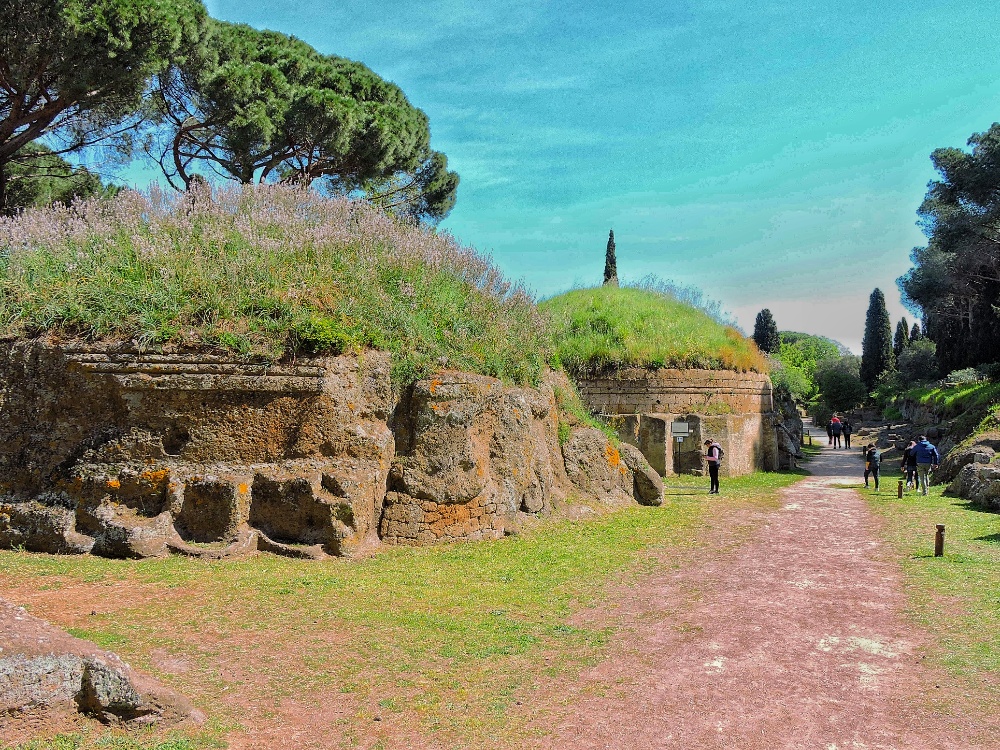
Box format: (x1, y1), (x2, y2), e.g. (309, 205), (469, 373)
(2, 471), (802, 750)
(859, 462), (1000, 692)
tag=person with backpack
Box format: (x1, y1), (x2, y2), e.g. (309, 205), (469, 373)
(864, 443), (881, 490)
(703, 439), (723, 494)
(831, 416), (843, 449)
(842, 419), (853, 449)
(912, 435), (941, 496)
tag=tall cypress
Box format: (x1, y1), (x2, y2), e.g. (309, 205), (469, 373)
(603, 230), (618, 287)
(910, 322), (922, 341)
(893, 317), (910, 357)
(861, 288), (895, 390)
(752, 309), (780, 353)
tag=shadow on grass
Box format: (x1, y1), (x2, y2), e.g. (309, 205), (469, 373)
(948, 500), (1000, 516)
(973, 533), (1000, 544)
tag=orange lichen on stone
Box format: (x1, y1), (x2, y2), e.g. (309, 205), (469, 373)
(106, 479), (121, 489)
(605, 443), (621, 468)
(429, 378), (443, 395)
(140, 469), (170, 483)
(238, 483), (249, 494)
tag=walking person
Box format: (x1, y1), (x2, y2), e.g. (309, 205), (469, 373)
(831, 416), (843, 449)
(864, 443), (881, 489)
(842, 418), (853, 449)
(826, 420), (834, 446)
(913, 435), (941, 496)
(900, 440), (918, 490)
(703, 439), (722, 495)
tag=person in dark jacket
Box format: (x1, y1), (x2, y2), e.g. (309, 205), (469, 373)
(913, 435), (940, 496)
(864, 443), (881, 489)
(703, 439), (722, 494)
(826, 420), (833, 446)
(842, 419), (853, 449)
(831, 417), (843, 449)
(900, 440), (918, 489)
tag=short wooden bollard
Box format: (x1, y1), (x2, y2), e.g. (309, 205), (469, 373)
(898, 479), (903, 498)
(934, 524), (945, 557)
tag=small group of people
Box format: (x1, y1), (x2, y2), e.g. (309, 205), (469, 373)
(863, 435), (940, 495)
(900, 436), (941, 495)
(825, 416), (853, 448)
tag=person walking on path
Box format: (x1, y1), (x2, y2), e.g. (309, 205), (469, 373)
(831, 417), (843, 449)
(703, 439), (722, 495)
(864, 443), (881, 489)
(913, 435), (940, 496)
(900, 440), (918, 489)
(842, 418), (853, 449)
(826, 420), (834, 445)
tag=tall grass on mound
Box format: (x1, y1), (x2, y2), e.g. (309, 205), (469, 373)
(0, 184), (549, 386)
(540, 286), (768, 375)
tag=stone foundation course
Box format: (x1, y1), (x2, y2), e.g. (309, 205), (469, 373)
(0, 341), (661, 559)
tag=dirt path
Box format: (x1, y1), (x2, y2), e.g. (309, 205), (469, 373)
(534, 442), (997, 749)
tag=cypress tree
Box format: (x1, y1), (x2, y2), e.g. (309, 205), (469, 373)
(603, 229), (618, 287)
(860, 288), (895, 391)
(893, 317), (910, 357)
(910, 322), (922, 341)
(752, 309), (780, 353)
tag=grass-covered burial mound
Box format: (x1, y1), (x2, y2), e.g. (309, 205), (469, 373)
(540, 286), (767, 375)
(0, 184), (549, 385)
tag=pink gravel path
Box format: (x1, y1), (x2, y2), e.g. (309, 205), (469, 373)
(535, 445), (998, 749)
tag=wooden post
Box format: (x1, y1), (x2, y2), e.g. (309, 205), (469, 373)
(934, 524), (945, 557)
(897, 479), (903, 498)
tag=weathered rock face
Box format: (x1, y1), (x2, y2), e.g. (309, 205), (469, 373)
(0, 341), (394, 559)
(937, 438), (1000, 484)
(0, 342), (662, 558)
(0, 598), (198, 726)
(380, 372), (573, 545)
(947, 463), (1000, 510)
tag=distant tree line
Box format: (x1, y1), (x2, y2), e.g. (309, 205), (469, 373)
(0, 0), (457, 222)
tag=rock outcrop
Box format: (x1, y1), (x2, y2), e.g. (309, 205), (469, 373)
(380, 371), (572, 545)
(947, 463), (1000, 511)
(0, 598), (198, 725)
(0, 342), (661, 559)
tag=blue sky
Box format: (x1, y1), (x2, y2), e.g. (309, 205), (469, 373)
(186, 1), (1000, 352)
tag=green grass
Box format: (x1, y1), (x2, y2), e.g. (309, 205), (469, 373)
(540, 286), (768, 375)
(7, 733), (222, 750)
(0, 186), (549, 387)
(1, 470), (803, 750)
(862, 467), (1000, 685)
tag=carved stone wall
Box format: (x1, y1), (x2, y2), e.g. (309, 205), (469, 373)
(0, 341), (394, 559)
(577, 368), (773, 416)
(578, 369), (785, 477)
(0, 341), (662, 559)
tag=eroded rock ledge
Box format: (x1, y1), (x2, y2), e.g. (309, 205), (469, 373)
(0, 598), (198, 726)
(0, 341), (660, 559)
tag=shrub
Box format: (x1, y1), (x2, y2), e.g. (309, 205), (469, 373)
(897, 339), (938, 386)
(814, 355), (866, 412)
(944, 367), (987, 385)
